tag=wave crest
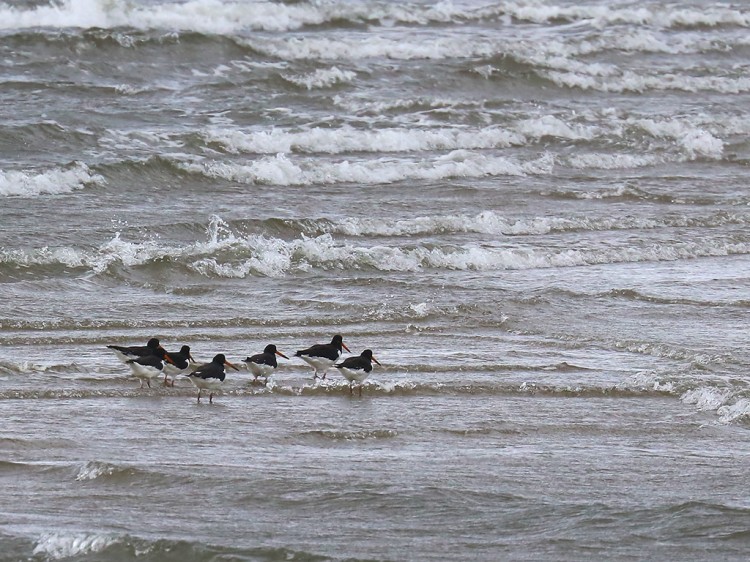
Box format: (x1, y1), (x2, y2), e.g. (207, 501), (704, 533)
(0, 162), (103, 198)
(3, 214), (750, 280)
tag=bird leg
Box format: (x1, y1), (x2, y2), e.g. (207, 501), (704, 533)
(209, 393), (214, 404)
(197, 390), (202, 403)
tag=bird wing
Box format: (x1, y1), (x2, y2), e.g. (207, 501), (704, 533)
(296, 344), (338, 360)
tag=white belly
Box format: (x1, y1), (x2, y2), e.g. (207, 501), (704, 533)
(127, 363), (162, 381)
(248, 363), (274, 378)
(300, 356), (335, 372)
(338, 367), (369, 383)
(188, 376), (223, 392)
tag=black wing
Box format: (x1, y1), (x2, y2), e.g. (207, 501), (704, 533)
(296, 344), (339, 361)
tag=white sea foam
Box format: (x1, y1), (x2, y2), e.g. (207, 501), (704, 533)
(327, 211), (669, 237)
(75, 460), (117, 481)
(516, 115), (598, 141)
(200, 112), (729, 162)
(486, 3), (750, 29)
(33, 532), (119, 559)
(283, 66), (357, 90)
(0, 0), (329, 32)
(545, 68), (750, 95)
(632, 118), (724, 159)
(4, 213), (750, 278)
(0, 0), (494, 34)
(567, 153), (664, 170)
(245, 35), (499, 61)
(1, 0), (746, 33)
(202, 125), (524, 155)
(717, 398), (750, 424)
(617, 371), (675, 393)
(0, 162), (103, 197)
(180, 151), (554, 186)
(681, 386), (733, 411)
(120, 230), (750, 276)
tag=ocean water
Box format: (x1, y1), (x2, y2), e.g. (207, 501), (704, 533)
(2, 0), (750, 560)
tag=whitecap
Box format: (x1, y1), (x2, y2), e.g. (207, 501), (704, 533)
(201, 125), (524, 155)
(681, 386), (733, 411)
(74, 460), (117, 481)
(180, 151), (553, 187)
(33, 532), (119, 560)
(283, 66), (356, 90)
(0, 163), (103, 198)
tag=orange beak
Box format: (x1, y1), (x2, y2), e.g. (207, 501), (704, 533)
(372, 356), (381, 366)
(189, 353), (196, 363)
(164, 353), (176, 366)
(276, 351), (289, 360)
(225, 360), (240, 371)
(342, 342), (351, 353)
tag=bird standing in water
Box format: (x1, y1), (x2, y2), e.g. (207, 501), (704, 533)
(162, 345), (195, 387)
(335, 349), (381, 396)
(243, 344), (288, 385)
(126, 347), (175, 389)
(107, 337), (163, 365)
(295, 334), (350, 379)
(185, 353), (239, 403)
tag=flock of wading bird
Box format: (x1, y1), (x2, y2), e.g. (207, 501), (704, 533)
(106, 335), (381, 403)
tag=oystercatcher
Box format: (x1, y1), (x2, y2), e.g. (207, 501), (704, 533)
(126, 347), (175, 388)
(185, 354), (239, 403)
(335, 349), (381, 396)
(243, 344), (288, 385)
(162, 345), (196, 387)
(295, 334), (350, 379)
(107, 337), (163, 364)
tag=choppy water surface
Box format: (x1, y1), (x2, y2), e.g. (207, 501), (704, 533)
(2, 0), (750, 560)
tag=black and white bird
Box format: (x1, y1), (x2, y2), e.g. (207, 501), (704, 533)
(335, 349), (381, 396)
(162, 345), (196, 387)
(125, 347), (175, 389)
(107, 337), (163, 365)
(295, 334), (350, 379)
(185, 353), (239, 403)
(243, 344), (288, 385)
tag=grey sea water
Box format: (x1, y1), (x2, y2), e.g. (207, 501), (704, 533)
(2, 0), (750, 560)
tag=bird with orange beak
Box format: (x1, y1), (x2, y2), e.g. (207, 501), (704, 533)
(335, 349), (381, 396)
(243, 344), (288, 385)
(295, 334), (350, 379)
(185, 353), (239, 403)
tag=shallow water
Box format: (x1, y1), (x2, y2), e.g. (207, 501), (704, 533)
(2, 0), (750, 559)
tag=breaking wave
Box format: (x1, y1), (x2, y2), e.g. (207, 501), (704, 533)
(2, 1), (746, 34)
(2, 214), (749, 280)
(32, 531), (334, 562)
(0, 162), (103, 198)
